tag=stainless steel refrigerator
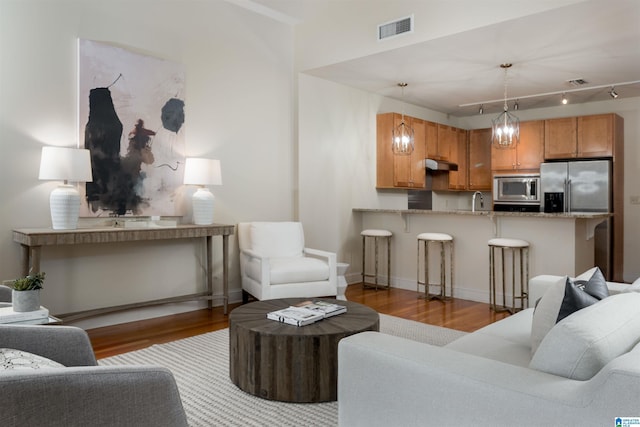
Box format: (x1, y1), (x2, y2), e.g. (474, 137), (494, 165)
(540, 160), (612, 278)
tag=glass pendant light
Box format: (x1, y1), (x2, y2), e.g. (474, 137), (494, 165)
(392, 83), (415, 155)
(491, 64), (520, 149)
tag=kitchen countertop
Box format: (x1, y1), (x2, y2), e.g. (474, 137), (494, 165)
(352, 208), (612, 219)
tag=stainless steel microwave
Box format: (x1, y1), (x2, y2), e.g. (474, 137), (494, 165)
(493, 174), (541, 205)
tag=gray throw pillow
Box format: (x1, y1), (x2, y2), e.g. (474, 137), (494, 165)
(531, 267), (609, 355)
(557, 267), (609, 323)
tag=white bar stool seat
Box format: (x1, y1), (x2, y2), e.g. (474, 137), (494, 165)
(361, 229), (392, 290)
(417, 232), (454, 300)
(488, 237), (530, 313)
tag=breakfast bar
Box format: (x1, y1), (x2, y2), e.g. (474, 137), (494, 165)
(353, 208), (611, 304)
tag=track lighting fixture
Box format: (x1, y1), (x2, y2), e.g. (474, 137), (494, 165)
(461, 79), (640, 112)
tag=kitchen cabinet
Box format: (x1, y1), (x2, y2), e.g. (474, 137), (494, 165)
(492, 120), (544, 172)
(468, 128), (492, 191)
(545, 114), (620, 159)
(435, 124), (454, 161)
(424, 120), (438, 160)
(394, 117), (426, 188)
(577, 114), (619, 157)
(544, 117), (577, 159)
(376, 113), (426, 189)
(448, 128), (468, 190)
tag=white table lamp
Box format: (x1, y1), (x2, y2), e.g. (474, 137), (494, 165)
(184, 158), (222, 225)
(38, 146), (93, 230)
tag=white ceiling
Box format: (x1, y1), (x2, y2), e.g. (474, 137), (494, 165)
(248, 0), (640, 117)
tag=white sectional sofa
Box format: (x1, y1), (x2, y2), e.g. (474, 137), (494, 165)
(338, 272), (640, 426)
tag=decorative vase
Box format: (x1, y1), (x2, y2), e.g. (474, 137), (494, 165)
(12, 289), (40, 312)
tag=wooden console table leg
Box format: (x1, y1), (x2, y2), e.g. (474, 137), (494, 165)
(21, 245), (41, 276)
(206, 236), (213, 310)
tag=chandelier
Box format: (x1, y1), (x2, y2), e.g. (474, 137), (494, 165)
(391, 83), (415, 155)
(492, 63), (520, 148)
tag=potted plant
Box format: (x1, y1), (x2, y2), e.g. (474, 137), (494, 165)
(11, 272), (45, 312)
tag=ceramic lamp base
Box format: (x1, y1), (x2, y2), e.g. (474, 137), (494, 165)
(50, 184), (81, 230)
(192, 187), (215, 225)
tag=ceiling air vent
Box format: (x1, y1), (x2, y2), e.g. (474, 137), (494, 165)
(568, 78), (589, 86)
(378, 15), (414, 41)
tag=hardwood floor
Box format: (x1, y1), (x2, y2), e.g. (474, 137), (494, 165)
(87, 283), (509, 359)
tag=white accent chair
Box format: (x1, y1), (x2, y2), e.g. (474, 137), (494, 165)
(238, 222), (337, 302)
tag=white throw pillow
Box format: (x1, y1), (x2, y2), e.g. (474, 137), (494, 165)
(530, 276), (566, 354)
(529, 293), (640, 380)
(0, 348), (64, 370)
(622, 277), (640, 293)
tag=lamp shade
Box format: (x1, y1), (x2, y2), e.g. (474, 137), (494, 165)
(183, 158), (222, 186)
(39, 146), (93, 182)
(183, 158), (222, 225)
(38, 146), (93, 230)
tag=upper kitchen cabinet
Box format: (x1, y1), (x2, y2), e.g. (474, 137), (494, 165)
(544, 117), (576, 159)
(468, 128), (492, 191)
(578, 114), (622, 158)
(448, 127), (468, 190)
(394, 117), (426, 188)
(545, 113), (622, 159)
(434, 124), (454, 161)
(492, 120), (544, 172)
(376, 113), (426, 189)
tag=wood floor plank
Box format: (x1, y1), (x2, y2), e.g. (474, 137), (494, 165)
(87, 283), (509, 359)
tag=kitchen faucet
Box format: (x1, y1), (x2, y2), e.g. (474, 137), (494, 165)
(472, 191), (484, 213)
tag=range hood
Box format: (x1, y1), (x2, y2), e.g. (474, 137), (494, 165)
(425, 158), (458, 171)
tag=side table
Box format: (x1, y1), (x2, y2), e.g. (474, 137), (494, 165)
(337, 262), (349, 300)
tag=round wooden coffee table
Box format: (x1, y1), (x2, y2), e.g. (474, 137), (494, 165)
(229, 298), (379, 403)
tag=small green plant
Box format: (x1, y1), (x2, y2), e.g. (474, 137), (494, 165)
(12, 272), (45, 291)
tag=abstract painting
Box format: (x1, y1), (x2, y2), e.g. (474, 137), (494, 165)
(78, 39), (186, 217)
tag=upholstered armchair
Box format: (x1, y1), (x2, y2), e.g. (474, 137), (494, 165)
(238, 222), (337, 302)
(0, 299), (188, 426)
(0, 284), (12, 303)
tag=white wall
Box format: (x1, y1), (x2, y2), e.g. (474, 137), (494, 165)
(0, 0), (295, 328)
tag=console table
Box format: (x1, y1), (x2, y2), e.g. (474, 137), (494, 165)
(12, 224), (234, 321)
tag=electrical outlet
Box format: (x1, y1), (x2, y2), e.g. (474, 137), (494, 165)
(631, 196), (640, 205)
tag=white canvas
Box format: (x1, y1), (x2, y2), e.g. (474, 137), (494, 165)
(78, 39), (186, 217)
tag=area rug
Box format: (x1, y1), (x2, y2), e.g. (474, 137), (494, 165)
(99, 314), (466, 427)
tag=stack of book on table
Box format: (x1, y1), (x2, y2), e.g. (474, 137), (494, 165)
(0, 305), (50, 324)
(267, 300), (347, 326)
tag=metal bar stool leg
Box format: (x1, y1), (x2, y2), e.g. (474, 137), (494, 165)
(387, 233), (391, 288)
(361, 235), (366, 285)
(374, 236), (379, 290)
(489, 246), (496, 311)
(439, 241), (446, 299)
(449, 240), (454, 299)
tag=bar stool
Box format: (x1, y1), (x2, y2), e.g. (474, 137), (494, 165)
(488, 238), (529, 313)
(417, 233), (454, 300)
(361, 229), (392, 290)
